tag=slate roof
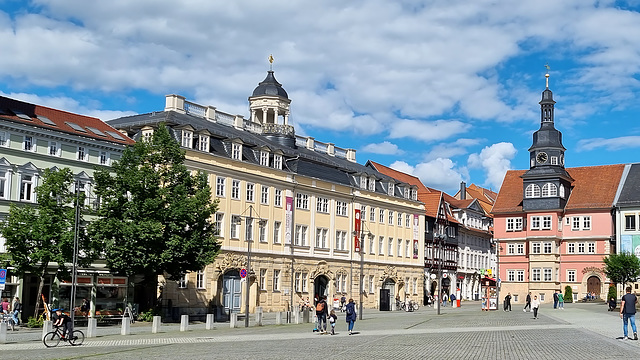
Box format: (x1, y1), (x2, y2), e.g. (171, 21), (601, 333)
(616, 163), (640, 207)
(492, 164), (626, 214)
(0, 95), (134, 145)
(108, 110), (410, 198)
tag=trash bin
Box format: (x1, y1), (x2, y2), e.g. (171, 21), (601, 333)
(457, 299), (461, 307)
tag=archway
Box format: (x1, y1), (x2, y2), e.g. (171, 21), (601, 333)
(314, 275), (329, 302)
(222, 270), (242, 315)
(380, 278), (395, 311)
(586, 275), (601, 296)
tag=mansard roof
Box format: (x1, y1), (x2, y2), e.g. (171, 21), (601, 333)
(0, 95), (134, 145)
(614, 163), (640, 207)
(492, 164), (626, 214)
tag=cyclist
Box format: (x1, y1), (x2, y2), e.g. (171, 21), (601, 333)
(52, 308), (73, 340)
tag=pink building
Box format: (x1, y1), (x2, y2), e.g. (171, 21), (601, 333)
(492, 71), (625, 304)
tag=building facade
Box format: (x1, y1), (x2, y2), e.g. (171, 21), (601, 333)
(0, 95), (133, 319)
(493, 73), (624, 305)
(614, 163), (640, 294)
(108, 70), (425, 318)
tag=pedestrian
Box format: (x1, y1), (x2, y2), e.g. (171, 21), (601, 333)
(328, 309), (337, 335)
(558, 292), (564, 309)
(504, 292), (512, 311)
(442, 293), (448, 307)
(620, 286), (637, 340)
(532, 295), (540, 319)
(316, 296), (328, 334)
(609, 296), (617, 311)
(553, 290), (559, 309)
(450, 293), (456, 307)
(345, 298), (357, 335)
(1, 298), (9, 314)
(12, 297), (21, 326)
(523, 292), (532, 312)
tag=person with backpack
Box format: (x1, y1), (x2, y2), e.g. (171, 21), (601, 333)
(345, 298), (357, 335)
(316, 296), (328, 334)
(12, 297), (21, 326)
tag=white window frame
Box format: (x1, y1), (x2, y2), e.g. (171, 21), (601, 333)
(405, 240), (410, 258)
(231, 143), (242, 160)
(335, 231), (347, 251)
(543, 268), (552, 282)
(259, 220), (267, 243)
(397, 239), (402, 257)
(99, 150), (110, 165)
(532, 242), (541, 254)
(317, 197), (329, 213)
(19, 173), (36, 202)
(196, 270), (205, 289)
(215, 213), (224, 237)
(583, 216), (592, 230)
(543, 242), (552, 254)
(370, 207), (376, 222)
(246, 183), (255, 202)
(198, 134), (209, 152)
(260, 185), (269, 205)
(0, 131), (9, 147)
(231, 179), (240, 199)
(525, 184), (541, 198)
(48, 141), (61, 157)
(260, 151), (269, 166)
(336, 201), (347, 216)
(578, 243), (585, 253)
(572, 217), (580, 231)
(296, 193), (309, 210)
(542, 216), (552, 230)
(273, 269), (281, 291)
(178, 274), (187, 289)
(517, 243), (524, 254)
(23, 135), (36, 152)
(507, 270), (515, 282)
(273, 221), (281, 244)
(315, 228), (328, 248)
(77, 146), (88, 161)
(260, 269), (267, 290)
(379, 209), (384, 223)
(568, 270), (576, 282)
(568, 243), (575, 253)
(530, 216), (541, 230)
(507, 244), (515, 254)
(588, 242), (595, 253)
(295, 225), (308, 246)
(216, 177), (226, 197)
(273, 154), (282, 169)
(230, 215), (241, 239)
(541, 183), (558, 197)
(378, 236), (384, 255)
(388, 237), (393, 256)
(274, 189), (282, 207)
(532, 268), (541, 282)
(517, 270), (525, 282)
(181, 130), (192, 148)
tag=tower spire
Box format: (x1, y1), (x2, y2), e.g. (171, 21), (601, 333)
(269, 54), (274, 71)
(544, 63), (550, 89)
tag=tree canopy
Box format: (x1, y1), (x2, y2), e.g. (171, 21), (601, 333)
(88, 123), (220, 281)
(602, 252), (640, 289)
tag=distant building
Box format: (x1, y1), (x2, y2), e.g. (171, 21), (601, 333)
(493, 72), (623, 304)
(613, 163), (640, 294)
(109, 69), (425, 317)
(0, 95), (134, 319)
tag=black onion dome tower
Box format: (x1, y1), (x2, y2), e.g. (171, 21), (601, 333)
(521, 67), (574, 211)
(249, 56), (294, 147)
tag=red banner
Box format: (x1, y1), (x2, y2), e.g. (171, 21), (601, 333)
(354, 209), (361, 252)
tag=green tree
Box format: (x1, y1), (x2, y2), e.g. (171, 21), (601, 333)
(0, 168), (95, 316)
(607, 285), (617, 302)
(602, 252), (640, 292)
(88, 123), (219, 310)
(564, 285), (573, 303)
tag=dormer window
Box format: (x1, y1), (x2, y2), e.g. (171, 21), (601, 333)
(273, 154), (282, 169)
(403, 188), (409, 199)
(232, 143), (242, 160)
(559, 184), (565, 198)
(368, 178), (375, 191)
(360, 176), (367, 189)
(142, 129), (154, 142)
(260, 151), (269, 166)
(181, 130), (193, 148)
(411, 189), (417, 200)
(388, 182), (395, 196)
(541, 183), (558, 197)
(525, 184), (541, 198)
(198, 134), (209, 152)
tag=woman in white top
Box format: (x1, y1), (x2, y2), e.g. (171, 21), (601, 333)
(531, 295), (541, 319)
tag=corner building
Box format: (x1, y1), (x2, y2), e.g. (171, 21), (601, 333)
(109, 69), (425, 318)
(493, 72), (623, 305)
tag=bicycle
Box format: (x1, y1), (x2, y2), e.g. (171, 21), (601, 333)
(1, 312), (16, 331)
(43, 325), (85, 347)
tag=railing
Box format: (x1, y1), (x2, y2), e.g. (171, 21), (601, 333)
(314, 140), (328, 153)
(216, 112), (235, 126)
(243, 119), (262, 134)
(184, 101), (206, 118)
(334, 147), (347, 159)
(295, 136), (307, 147)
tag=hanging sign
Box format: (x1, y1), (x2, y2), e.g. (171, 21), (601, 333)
(354, 209), (361, 252)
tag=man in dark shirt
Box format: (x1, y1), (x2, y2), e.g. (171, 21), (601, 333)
(53, 309), (73, 339)
(315, 296), (328, 333)
(620, 286), (637, 340)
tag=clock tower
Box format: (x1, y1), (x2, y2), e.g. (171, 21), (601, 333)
(521, 69), (573, 211)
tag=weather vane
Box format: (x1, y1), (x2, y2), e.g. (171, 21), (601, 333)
(544, 63), (551, 88)
(269, 54), (274, 71)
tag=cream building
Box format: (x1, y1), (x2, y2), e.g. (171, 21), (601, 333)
(109, 69), (425, 318)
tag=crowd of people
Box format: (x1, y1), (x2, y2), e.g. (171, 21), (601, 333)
(312, 296), (357, 335)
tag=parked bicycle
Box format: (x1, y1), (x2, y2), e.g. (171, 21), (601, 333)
(398, 300), (420, 312)
(0, 312), (16, 331)
(43, 326), (85, 347)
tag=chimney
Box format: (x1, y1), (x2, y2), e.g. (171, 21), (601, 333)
(460, 181), (467, 200)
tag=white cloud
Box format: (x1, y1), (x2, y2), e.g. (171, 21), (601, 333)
(424, 138), (483, 161)
(390, 159), (467, 193)
(468, 142), (517, 190)
(389, 119), (470, 142)
(576, 136), (640, 151)
(361, 141), (403, 155)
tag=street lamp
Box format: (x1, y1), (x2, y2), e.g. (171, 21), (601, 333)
(353, 225), (372, 321)
(435, 230), (447, 316)
(69, 181), (81, 332)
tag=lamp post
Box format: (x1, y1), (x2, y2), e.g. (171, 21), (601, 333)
(70, 181), (81, 332)
(244, 206), (254, 328)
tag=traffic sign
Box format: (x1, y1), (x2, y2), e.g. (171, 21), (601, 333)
(240, 268), (247, 278)
(0, 269), (6, 285)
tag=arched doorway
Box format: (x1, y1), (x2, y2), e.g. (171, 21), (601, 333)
(222, 270), (242, 315)
(314, 275), (329, 302)
(380, 278), (395, 311)
(587, 275), (601, 296)
(442, 277), (451, 297)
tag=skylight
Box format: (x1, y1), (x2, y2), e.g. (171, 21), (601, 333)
(86, 126), (107, 137)
(38, 115), (56, 126)
(65, 121), (87, 132)
(105, 130), (125, 140)
(11, 109), (32, 121)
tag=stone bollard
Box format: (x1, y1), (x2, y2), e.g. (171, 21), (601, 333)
(294, 309), (301, 324)
(255, 307), (263, 326)
(0, 322), (7, 344)
(276, 311), (283, 325)
(42, 320), (53, 340)
(152, 316), (162, 334)
(303, 309), (310, 323)
(205, 314), (215, 330)
(87, 318), (98, 338)
(230, 313), (238, 328)
(453, 301), (458, 308)
(180, 315), (189, 332)
(121, 318), (131, 335)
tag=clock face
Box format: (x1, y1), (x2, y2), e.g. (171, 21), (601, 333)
(536, 152), (548, 164)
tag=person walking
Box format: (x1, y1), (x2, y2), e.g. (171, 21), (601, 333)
(558, 292), (564, 310)
(504, 293), (512, 312)
(523, 292), (532, 312)
(620, 286), (637, 340)
(442, 293), (448, 307)
(532, 295), (540, 319)
(345, 298), (357, 335)
(12, 297), (21, 326)
(553, 290), (559, 309)
(316, 296), (329, 334)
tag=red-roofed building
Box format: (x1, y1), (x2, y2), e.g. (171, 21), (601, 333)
(493, 73), (623, 307)
(0, 95), (133, 320)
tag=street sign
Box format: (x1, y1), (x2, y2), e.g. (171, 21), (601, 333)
(240, 268), (247, 278)
(0, 268), (6, 285)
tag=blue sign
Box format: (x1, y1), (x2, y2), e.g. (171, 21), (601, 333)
(0, 269), (6, 284)
(240, 268), (247, 279)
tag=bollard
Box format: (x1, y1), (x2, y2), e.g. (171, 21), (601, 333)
(0, 322), (7, 344)
(303, 309), (310, 323)
(121, 318), (131, 335)
(42, 320), (53, 340)
(180, 315), (189, 332)
(152, 316), (161, 334)
(255, 307), (263, 326)
(276, 311), (283, 325)
(205, 314), (215, 330)
(294, 309), (302, 324)
(230, 313), (238, 328)
(87, 318), (98, 338)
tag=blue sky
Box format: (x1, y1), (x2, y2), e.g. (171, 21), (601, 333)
(2, 0), (640, 194)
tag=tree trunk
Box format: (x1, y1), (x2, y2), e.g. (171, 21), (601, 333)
(33, 270), (46, 318)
